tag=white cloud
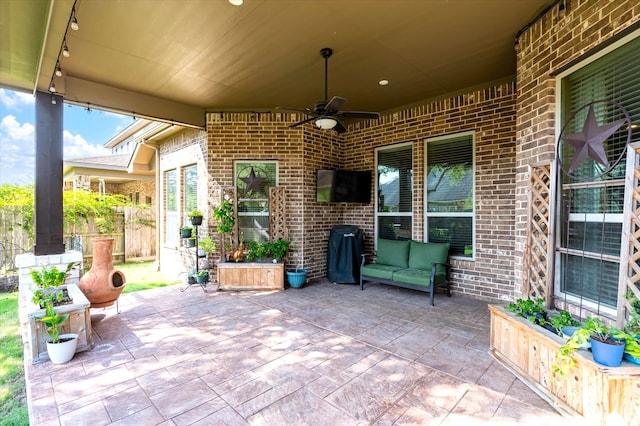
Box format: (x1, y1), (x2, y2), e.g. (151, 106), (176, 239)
(63, 130), (110, 159)
(0, 115), (35, 184)
(0, 88), (35, 110)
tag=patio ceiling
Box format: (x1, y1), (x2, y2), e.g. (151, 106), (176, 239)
(1, 0), (554, 128)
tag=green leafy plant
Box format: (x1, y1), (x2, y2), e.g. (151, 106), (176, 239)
(36, 302), (70, 344)
(198, 235), (217, 256)
(269, 239), (289, 261)
(30, 262), (78, 289)
(197, 270), (208, 277)
(188, 209), (203, 218)
(213, 200), (235, 257)
(246, 241), (269, 261)
(549, 310), (581, 335)
(506, 297), (546, 324)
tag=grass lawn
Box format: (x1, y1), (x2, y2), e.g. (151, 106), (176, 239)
(0, 260), (178, 425)
(116, 261), (180, 293)
(0, 292), (28, 426)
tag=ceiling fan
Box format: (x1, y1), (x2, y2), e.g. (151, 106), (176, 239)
(277, 48), (380, 134)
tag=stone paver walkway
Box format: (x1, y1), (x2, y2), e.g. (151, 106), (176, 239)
(24, 280), (573, 425)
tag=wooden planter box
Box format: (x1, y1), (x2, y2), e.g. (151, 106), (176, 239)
(27, 284), (93, 364)
(217, 261), (284, 291)
(489, 304), (640, 425)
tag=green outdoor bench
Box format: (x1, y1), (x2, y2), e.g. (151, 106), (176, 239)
(360, 239), (451, 306)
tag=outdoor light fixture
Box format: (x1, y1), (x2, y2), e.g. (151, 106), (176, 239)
(316, 117), (337, 130)
(62, 44), (70, 57)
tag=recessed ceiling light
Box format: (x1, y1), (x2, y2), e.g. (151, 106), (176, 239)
(379, 79), (389, 86)
(229, 0), (243, 5)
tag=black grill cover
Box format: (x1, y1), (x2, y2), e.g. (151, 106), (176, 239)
(327, 225), (364, 284)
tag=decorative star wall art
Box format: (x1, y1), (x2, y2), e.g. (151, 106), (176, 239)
(556, 100), (631, 179)
(240, 167), (267, 196)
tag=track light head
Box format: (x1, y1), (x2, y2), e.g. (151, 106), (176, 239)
(70, 16), (79, 31)
(55, 65), (62, 77)
(62, 44), (70, 57)
(49, 82), (56, 93)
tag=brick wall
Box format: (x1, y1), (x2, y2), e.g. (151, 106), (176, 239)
(157, 128), (208, 278)
(195, 83), (517, 301)
(514, 0), (640, 297)
(346, 84), (517, 301)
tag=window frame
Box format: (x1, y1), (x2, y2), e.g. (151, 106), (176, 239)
(552, 29), (640, 316)
(165, 169), (178, 246)
(423, 131), (476, 260)
(234, 160), (279, 243)
(182, 164), (198, 225)
(374, 142), (414, 246)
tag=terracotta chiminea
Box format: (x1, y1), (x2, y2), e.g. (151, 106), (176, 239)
(79, 238), (126, 308)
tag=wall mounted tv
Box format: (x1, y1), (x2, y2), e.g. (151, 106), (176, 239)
(316, 169), (372, 203)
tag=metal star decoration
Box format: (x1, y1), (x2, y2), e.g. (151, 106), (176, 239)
(240, 167), (267, 196)
(562, 104), (625, 173)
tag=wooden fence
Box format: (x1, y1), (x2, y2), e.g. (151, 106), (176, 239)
(0, 206), (155, 273)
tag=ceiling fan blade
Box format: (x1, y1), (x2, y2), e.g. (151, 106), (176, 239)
(337, 111), (380, 120)
(289, 115), (318, 128)
(324, 96), (346, 113)
(333, 119), (347, 134)
(276, 106), (313, 114)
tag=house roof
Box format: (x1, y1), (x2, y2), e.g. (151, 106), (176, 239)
(63, 153), (154, 184)
(0, 0), (554, 128)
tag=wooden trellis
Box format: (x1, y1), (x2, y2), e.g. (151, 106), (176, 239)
(269, 187), (287, 241)
(523, 163), (553, 305)
(621, 143), (640, 327)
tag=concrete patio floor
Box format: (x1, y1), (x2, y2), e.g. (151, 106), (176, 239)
(24, 280), (574, 425)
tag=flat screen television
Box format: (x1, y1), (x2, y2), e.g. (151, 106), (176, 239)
(316, 169), (372, 203)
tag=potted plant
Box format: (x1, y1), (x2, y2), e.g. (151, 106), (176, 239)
(180, 226), (193, 238)
(183, 237), (196, 248)
(196, 270), (209, 284)
(198, 235), (217, 268)
(188, 209), (203, 226)
(36, 302), (78, 364)
(554, 316), (639, 374)
(30, 262), (78, 308)
(623, 290), (640, 364)
(548, 310), (581, 336)
(213, 200), (235, 261)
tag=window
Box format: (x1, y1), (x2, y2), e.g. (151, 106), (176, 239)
(183, 165), (198, 224)
(165, 169), (177, 245)
(235, 161), (278, 243)
(376, 143), (413, 242)
(556, 35), (640, 311)
(425, 132), (474, 258)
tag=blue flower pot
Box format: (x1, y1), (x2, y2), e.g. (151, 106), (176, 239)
(590, 336), (624, 367)
(286, 269), (307, 288)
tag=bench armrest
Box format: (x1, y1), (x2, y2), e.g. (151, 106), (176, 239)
(361, 253), (372, 266)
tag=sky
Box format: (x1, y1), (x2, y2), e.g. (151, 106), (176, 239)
(0, 88), (135, 186)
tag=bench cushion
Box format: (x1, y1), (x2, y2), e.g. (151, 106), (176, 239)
(360, 264), (403, 280)
(392, 268), (448, 287)
(408, 241), (449, 271)
(376, 239), (410, 268)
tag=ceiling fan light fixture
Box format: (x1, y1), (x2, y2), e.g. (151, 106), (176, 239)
(316, 117), (337, 130)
